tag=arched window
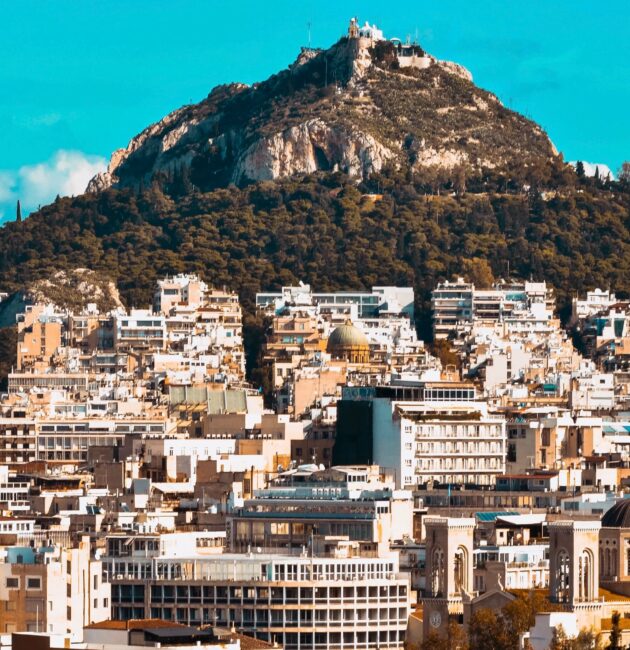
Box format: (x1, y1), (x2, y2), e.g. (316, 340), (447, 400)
(431, 546), (445, 597)
(555, 549), (570, 603)
(578, 550), (593, 601)
(454, 546), (468, 593)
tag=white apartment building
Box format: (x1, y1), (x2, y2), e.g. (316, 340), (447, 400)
(36, 417), (173, 465)
(432, 279), (554, 339)
(571, 288), (617, 323)
(256, 284), (415, 322)
(569, 372), (615, 409)
(103, 533), (411, 650)
(474, 543), (549, 592)
(373, 400), (506, 488)
(114, 310), (167, 351)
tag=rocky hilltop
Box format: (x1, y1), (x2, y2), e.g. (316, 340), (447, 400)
(87, 28), (557, 193)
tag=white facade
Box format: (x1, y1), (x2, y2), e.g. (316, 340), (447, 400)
(572, 288), (617, 322)
(103, 535), (411, 650)
(373, 401), (506, 488)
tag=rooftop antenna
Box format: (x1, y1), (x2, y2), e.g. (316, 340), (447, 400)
(307, 21), (312, 48)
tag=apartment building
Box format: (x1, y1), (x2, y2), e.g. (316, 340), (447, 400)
(0, 538), (110, 639)
(114, 310), (167, 351)
(103, 532), (410, 650)
(431, 278), (554, 339)
(335, 383), (505, 489)
(228, 465), (412, 553)
(154, 274), (208, 314)
(256, 284), (414, 323)
(36, 418), (172, 465)
(0, 419), (37, 466)
(372, 400), (506, 488)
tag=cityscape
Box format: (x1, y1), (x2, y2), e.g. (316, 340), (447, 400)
(0, 6), (629, 650)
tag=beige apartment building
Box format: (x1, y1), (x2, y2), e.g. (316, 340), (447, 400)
(0, 538), (110, 639)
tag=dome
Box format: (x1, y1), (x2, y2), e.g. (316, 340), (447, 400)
(326, 324), (370, 364)
(601, 499), (630, 528)
(326, 324), (369, 352)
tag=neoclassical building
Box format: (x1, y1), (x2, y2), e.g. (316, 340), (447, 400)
(422, 517), (475, 638)
(423, 507), (630, 642)
(600, 498), (630, 595)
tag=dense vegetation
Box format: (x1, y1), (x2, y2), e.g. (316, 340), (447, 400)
(1, 163), (629, 326)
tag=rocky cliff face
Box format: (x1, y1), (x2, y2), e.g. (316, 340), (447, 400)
(87, 34), (558, 193)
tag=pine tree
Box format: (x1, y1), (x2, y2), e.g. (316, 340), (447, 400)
(16, 200), (22, 223)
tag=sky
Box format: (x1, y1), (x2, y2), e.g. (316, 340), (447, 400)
(0, 0), (628, 222)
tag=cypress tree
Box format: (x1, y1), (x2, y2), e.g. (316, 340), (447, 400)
(608, 610), (622, 649)
(16, 200), (22, 223)
(576, 161), (585, 178)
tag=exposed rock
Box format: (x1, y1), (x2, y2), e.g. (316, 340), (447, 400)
(85, 31), (558, 193)
(233, 118), (394, 183)
(27, 269), (125, 312)
(436, 60), (473, 82)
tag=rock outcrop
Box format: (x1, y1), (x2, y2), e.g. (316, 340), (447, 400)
(87, 32), (558, 193)
(27, 269), (124, 313)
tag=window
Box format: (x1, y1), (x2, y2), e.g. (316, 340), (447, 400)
(6, 578), (18, 589)
(27, 577), (41, 590)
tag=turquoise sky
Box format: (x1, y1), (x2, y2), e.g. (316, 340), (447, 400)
(0, 0), (628, 220)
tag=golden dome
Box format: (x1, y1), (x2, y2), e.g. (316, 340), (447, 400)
(326, 323), (370, 363)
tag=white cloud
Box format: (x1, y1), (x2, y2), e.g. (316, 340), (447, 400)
(13, 113), (63, 129)
(569, 161), (615, 180)
(0, 150), (107, 223)
(0, 172), (15, 201)
(0, 172), (17, 222)
(17, 150), (107, 209)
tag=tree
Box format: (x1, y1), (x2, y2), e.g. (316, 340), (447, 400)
(574, 628), (602, 650)
(430, 338), (460, 370)
(576, 161), (585, 179)
(461, 257), (495, 289)
(16, 199), (22, 223)
(468, 608), (511, 650)
(619, 161), (630, 184)
(550, 625), (571, 650)
(0, 327), (17, 392)
(421, 622), (469, 650)
(607, 611), (622, 650)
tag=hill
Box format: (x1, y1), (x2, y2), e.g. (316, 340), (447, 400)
(1, 168), (629, 318)
(86, 31), (557, 193)
(1, 24), (629, 386)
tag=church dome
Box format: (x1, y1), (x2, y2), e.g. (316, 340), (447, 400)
(601, 499), (630, 528)
(326, 323), (370, 363)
